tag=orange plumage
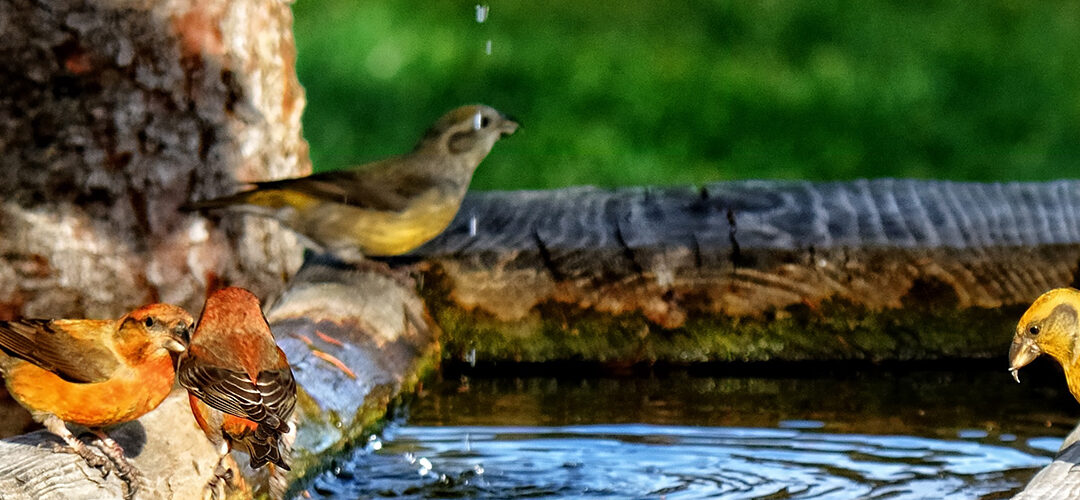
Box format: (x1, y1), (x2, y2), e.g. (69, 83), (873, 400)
(179, 287), (296, 472)
(0, 303), (193, 492)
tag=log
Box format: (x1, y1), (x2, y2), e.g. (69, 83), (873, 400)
(0, 0), (308, 320)
(265, 256), (440, 481)
(0, 391), (224, 500)
(406, 180), (1080, 363)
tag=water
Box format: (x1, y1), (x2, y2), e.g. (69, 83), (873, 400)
(302, 361), (1078, 499)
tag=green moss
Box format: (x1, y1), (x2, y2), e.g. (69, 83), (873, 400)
(427, 294), (1025, 364)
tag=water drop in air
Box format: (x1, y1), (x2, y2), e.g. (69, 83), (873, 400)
(475, 5), (489, 23)
(485, 39), (493, 55)
(469, 216), (478, 237)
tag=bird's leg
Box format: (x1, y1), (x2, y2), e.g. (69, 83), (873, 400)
(89, 430), (142, 500)
(41, 415), (109, 470)
(267, 417), (298, 500)
(204, 442), (233, 500)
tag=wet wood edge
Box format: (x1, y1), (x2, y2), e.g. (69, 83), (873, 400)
(403, 180), (1080, 363)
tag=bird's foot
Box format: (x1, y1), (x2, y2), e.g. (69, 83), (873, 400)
(89, 430), (142, 500)
(41, 416), (112, 472)
(203, 458), (234, 500)
(49, 439), (111, 470)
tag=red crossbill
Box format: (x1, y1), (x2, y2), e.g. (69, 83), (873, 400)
(0, 303), (193, 496)
(1009, 288), (1080, 397)
(178, 287), (296, 496)
(184, 104), (519, 257)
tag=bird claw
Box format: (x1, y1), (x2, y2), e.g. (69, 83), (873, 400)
(51, 440), (111, 471)
(88, 432), (142, 500)
(203, 456), (234, 500)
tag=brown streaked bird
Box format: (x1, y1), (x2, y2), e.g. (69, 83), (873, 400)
(184, 104), (519, 257)
(0, 304), (193, 497)
(1010, 288), (1080, 397)
(178, 287), (296, 497)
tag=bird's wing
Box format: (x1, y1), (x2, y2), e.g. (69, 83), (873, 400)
(256, 364), (297, 432)
(254, 167), (444, 213)
(0, 319), (120, 383)
(179, 359), (295, 433)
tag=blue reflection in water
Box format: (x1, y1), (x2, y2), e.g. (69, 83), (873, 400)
(307, 424), (1058, 499)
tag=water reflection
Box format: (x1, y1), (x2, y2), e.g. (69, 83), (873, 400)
(304, 362), (1076, 499)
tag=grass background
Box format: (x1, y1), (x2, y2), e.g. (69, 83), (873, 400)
(292, 1), (1080, 190)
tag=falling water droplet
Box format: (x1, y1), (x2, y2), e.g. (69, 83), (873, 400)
(485, 40), (493, 55)
(469, 216), (478, 237)
(466, 348), (477, 367)
(475, 5), (489, 23)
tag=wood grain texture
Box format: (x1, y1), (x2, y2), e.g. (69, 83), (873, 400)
(0, 391), (226, 500)
(406, 180), (1080, 362)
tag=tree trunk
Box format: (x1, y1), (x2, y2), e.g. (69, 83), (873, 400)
(0, 0), (309, 320)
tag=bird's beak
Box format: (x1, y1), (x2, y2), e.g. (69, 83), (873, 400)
(498, 114), (519, 137)
(165, 338), (186, 353)
(1008, 335), (1041, 383)
(165, 324), (191, 353)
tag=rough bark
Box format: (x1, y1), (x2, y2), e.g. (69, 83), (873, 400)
(0, 0), (309, 320)
(406, 180), (1080, 363)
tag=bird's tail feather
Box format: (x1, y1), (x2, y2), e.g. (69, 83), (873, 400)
(245, 423), (291, 470)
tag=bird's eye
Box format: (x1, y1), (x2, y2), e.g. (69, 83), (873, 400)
(144, 317), (155, 328)
(480, 116), (491, 128)
(1029, 325), (1040, 335)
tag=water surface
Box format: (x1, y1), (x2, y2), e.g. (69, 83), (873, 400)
(303, 361), (1077, 499)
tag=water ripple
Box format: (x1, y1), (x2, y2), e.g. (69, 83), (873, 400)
(306, 424), (1053, 499)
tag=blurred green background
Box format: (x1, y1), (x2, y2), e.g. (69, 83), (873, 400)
(292, 1), (1080, 190)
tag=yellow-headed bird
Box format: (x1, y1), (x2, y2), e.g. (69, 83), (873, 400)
(1010, 288), (1080, 398)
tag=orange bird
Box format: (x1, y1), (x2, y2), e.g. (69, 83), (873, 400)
(0, 303), (193, 490)
(178, 286), (297, 485)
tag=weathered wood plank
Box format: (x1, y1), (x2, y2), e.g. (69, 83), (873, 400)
(406, 180), (1080, 363)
